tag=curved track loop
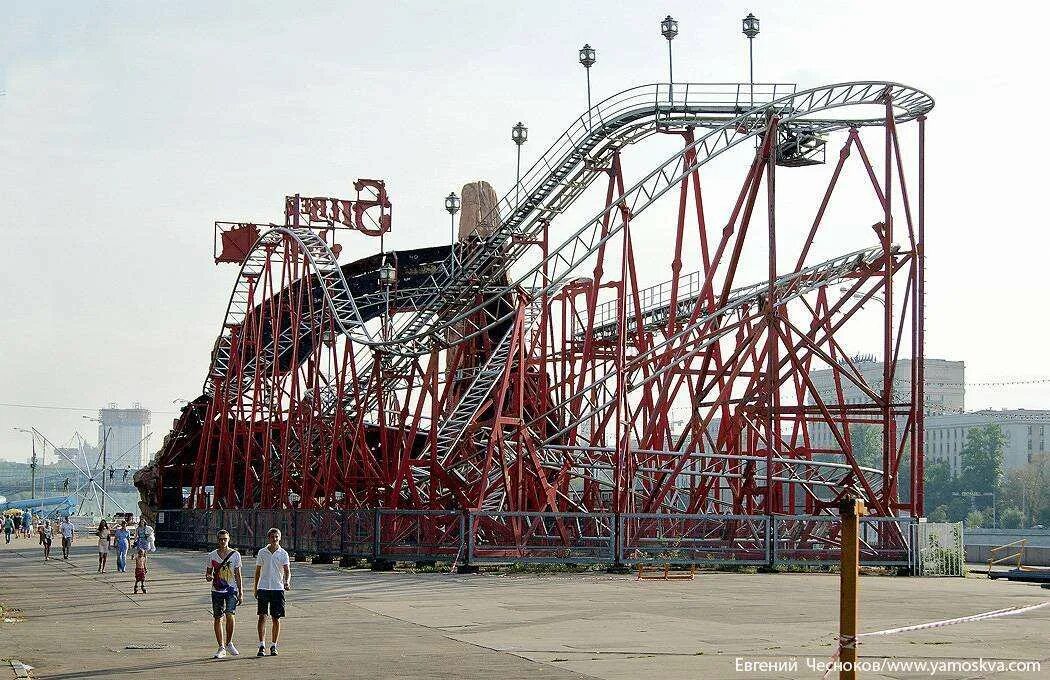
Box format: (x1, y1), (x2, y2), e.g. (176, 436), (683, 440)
(378, 81), (933, 355)
(206, 81), (934, 386)
(204, 227), (371, 395)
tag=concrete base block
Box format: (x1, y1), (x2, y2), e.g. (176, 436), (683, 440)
(313, 553), (333, 565)
(339, 556), (359, 568)
(370, 559), (395, 572)
(454, 564), (479, 574)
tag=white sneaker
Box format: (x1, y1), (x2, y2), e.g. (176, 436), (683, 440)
(226, 643), (239, 656)
(213, 647), (227, 659)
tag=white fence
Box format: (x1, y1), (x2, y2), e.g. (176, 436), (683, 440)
(911, 521), (965, 577)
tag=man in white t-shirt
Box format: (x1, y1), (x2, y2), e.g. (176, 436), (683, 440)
(59, 517), (75, 559)
(204, 529), (243, 659)
(253, 527), (291, 657)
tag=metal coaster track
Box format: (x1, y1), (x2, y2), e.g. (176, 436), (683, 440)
(168, 75), (932, 533)
(375, 81), (932, 356)
(206, 81), (932, 397)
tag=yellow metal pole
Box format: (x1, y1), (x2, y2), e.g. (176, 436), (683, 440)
(839, 496), (866, 680)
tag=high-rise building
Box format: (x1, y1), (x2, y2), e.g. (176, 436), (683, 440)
(98, 403), (152, 468)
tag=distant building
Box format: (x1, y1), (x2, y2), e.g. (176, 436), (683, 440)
(807, 357), (965, 452)
(98, 403), (152, 468)
(926, 409), (1050, 477)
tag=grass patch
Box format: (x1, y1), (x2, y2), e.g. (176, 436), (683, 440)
(501, 562), (603, 574)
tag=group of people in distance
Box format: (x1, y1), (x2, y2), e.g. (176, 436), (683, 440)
(87, 517), (155, 591)
(48, 516), (156, 592)
(205, 527), (291, 659)
(2, 509), (36, 543)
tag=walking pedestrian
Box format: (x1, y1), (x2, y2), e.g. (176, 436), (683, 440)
(133, 548), (148, 593)
(22, 511), (31, 538)
(96, 520), (111, 572)
(123, 466), (130, 483)
(59, 516), (76, 559)
(3, 514), (13, 544)
(133, 518), (154, 554)
(113, 520), (131, 572)
(40, 520), (52, 560)
(253, 527), (291, 657)
(12, 511), (22, 538)
(205, 529), (243, 659)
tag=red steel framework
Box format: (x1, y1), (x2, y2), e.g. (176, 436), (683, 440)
(150, 81), (932, 560)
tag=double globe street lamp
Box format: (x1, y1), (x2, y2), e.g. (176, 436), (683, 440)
(742, 13), (760, 111)
(444, 191), (461, 276)
(511, 122), (528, 213)
(660, 15), (678, 104)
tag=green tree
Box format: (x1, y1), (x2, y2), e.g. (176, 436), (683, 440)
(923, 460), (954, 510)
(965, 510), (986, 529)
(928, 505), (948, 523)
(946, 496), (971, 522)
(849, 425), (881, 469)
(959, 425), (1006, 493)
(998, 453), (1050, 527)
(999, 507), (1024, 530)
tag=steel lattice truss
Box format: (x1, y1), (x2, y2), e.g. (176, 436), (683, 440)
(153, 80), (932, 560)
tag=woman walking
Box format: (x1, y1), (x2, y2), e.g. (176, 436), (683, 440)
(132, 518), (154, 577)
(113, 520), (131, 572)
(96, 520), (111, 573)
(3, 514), (13, 544)
(40, 520), (53, 560)
(133, 518), (154, 553)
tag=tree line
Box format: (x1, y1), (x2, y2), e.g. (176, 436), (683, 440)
(924, 424), (1050, 529)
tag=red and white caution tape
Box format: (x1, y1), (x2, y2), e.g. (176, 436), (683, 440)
(821, 600), (1050, 679)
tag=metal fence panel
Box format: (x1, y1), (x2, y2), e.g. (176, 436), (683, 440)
(620, 514), (769, 565)
(297, 509), (344, 555)
(344, 510), (375, 558)
(469, 511), (614, 563)
(376, 510), (463, 562)
(773, 516), (913, 566)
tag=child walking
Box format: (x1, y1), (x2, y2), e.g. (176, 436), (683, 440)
(134, 548), (148, 593)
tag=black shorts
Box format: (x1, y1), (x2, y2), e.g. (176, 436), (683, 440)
(256, 589), (285, 619)
(211, 590), (239, 619)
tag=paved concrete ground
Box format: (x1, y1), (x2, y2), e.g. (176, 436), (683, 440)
(1, 538), (1048, 679)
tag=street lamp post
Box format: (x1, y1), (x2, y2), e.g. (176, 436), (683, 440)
(578, 44), (597, 130)
(13, 427), (37, 501)
(742, 13), (760, 112)
(511, 122), (528, 213)
(660, 15), (678, 104)
(444, 192), (461, 277)
(378, 257), (397, 339)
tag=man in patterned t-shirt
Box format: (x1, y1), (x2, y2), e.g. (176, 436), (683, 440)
(204, 529), (243, 659)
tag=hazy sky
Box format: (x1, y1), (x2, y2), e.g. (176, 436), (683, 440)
(2, 1), (1048, 462)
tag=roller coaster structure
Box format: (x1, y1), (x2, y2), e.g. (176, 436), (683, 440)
(149, 80), (933, 563)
